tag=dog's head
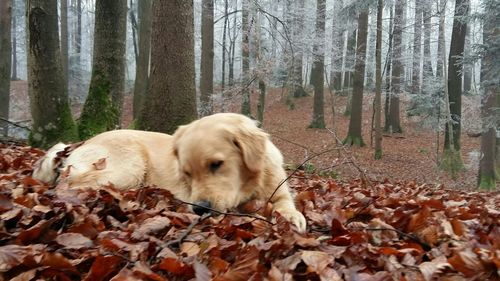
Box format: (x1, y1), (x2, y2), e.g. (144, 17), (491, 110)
(172, 113), (268, 213)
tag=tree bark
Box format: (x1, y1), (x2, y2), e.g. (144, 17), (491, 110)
(27, 0), (77, 148)
(61, 0), (68, 89)
(200, 0), (214, 117)
(75, 0), (81, 61)
(411, 0), (422, 95)
(422, 0), (433, 78)
(132, 0), (152, 119)
(329, 0), (343, 92)
(309, 0), (326, 129)
(477, 12), (499, 189)
(292, 0), (307, 98)
(0, 0), (12, 136)
(10, 0), (17, 80)
(436, 0), (445, 78)
(221, 0), (228, 93)
(343, 27), (356, 97)
(384, 4), (393, 132)
(444, 0), (469, 152)
(240, 0), (251, 116)
(137, 0), (197, 134)
(374, 0), (383, 159)
(387, 0), (404, 133)
(344, 9), (369, 146)
(78, 0), (127, 139)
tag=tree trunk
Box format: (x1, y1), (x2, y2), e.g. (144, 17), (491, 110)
(422, 0), (433, 78)
(374, 0), (383, 159)
(0, 0), (12, 136)
(436, 0), (445, 78)
(257, 80), (265, 126)
(329, 0), (343, 93)
(75, 0), (81, 61)
(477, 13), (498, 189)
(309, 0), (326, 129)
(61, 0), (68, 89)
(411, 0), (422, 95)
(292, 0), (307, 98)
(228, 3), (237, 87)
(78, 0), (127, 139)
(462, 26), (472, 94)
(387, 0), (404, 133)
(132, 0), (151, 119)
(343, 27), (356, 97)
(221, 0), (228, 93)
(384, 4), (393, 132)
(344, 9), (369, 147)
(10, 0), (17, 81)
(27, 0), (77, 148)
(444, 0), (469, 152)
(240, 0), (251, 116)
(137, 0), (197, 134)
(200, 0), (214, 117)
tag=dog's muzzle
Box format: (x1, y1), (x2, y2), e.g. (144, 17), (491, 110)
(192, 201), (212, 216)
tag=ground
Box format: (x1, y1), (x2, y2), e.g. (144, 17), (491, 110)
(9, 81), (486, 189)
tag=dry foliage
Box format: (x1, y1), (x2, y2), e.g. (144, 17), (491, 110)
(0, 142), (499, 280)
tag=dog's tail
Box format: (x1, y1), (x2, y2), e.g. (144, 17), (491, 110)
(32, 143), (67, 184)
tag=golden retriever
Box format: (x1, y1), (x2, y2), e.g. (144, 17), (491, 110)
(33, 113), (306, 232)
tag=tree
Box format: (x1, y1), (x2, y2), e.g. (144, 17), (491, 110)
(374, 0), (383, 159)
(241, 0), (251, 116)
(291, 0), (307, 98)
(344, 8), (369, 146)
(60, 0), (68, 89)
(309, 0), (326, 129)
(442, 0), (469, 172)
(0, 0), (12, 136)
(385, 0), (404, 133)
(26, 0), (77, 148)
(132, 0), (152, 119)
(10, 0), (17, 80)
(137, 0), (197, 134)
(329, 0), (344, 93)
(477, 2), (499, 189)
(422, 0), (433, 78)
(411, 0), (422, 95)
(200, 0), (214, 117)
(384, 4), (393, 131)
(221, 0), (229, 93)
(343, 26), (356, 97)
(78, 0), (127, 139)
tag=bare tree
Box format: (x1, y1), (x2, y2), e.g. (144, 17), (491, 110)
(61, 0), (68, 88)
(27, 0), (77, 147)
(344, 7), (369, 146)
(329, 0), (344, 93)
(411, 0), (422, 95)
(0, 0), (12, 136)
(132, 0), (152, 119)
(241, 0), (251, 116)
(78, 0), (127, 139)
(309, 0), (326, 129)
(137, 0), (197, 133)
(442, 0), (469, 172)
(200, 0), (214, 117)
(374, 0), (383, 159)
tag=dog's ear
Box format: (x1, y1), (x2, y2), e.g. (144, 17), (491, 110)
(232, 119), (268, 174)
(172, 125), (189, 157)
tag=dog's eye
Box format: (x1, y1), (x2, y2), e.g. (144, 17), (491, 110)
(184, 171), (191, 177)
(209, 161), (223, 172)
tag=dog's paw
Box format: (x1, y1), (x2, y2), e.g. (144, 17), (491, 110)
(277, 208), (307, 233)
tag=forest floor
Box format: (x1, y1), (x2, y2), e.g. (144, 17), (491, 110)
(9, 80), (487, 189)
(3, 81), (499, 280)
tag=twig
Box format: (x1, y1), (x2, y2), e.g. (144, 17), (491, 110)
(353, 227), (431, 249)
(164, 212), (212, 248)
(175, 199), (273, 225)
(0, 117), (31, 131)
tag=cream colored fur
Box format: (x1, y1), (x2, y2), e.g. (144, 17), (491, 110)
(32, 113), (306, 232)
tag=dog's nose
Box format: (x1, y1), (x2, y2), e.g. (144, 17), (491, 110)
(192, 201), (212, 216)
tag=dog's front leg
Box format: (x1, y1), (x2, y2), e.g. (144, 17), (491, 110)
(270, 186), (307, 233)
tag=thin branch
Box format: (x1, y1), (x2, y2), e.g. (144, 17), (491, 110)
(0, 117), (31, 131)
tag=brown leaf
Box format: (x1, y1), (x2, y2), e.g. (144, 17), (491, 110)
(131, 216), (170, 240)
(157, 257), (194, 278)
(84, 255), (124, 281)
(219, 246), (259, 281)
(56, 233), (94, 249)
(301, 250), (333, 273)
(92, 158), (107, 170)
(0, 244), (44, 272)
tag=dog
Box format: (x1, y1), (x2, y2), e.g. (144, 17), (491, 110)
(32, 113), (307, 232)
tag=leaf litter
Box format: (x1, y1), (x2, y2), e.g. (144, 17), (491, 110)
(0, 142), (499, 280)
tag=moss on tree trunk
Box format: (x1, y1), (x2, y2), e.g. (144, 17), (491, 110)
(27, 0), (77, 148)
(78, 0), (126, 139)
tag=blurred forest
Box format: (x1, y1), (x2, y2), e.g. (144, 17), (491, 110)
(0, 0), (498, 189)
